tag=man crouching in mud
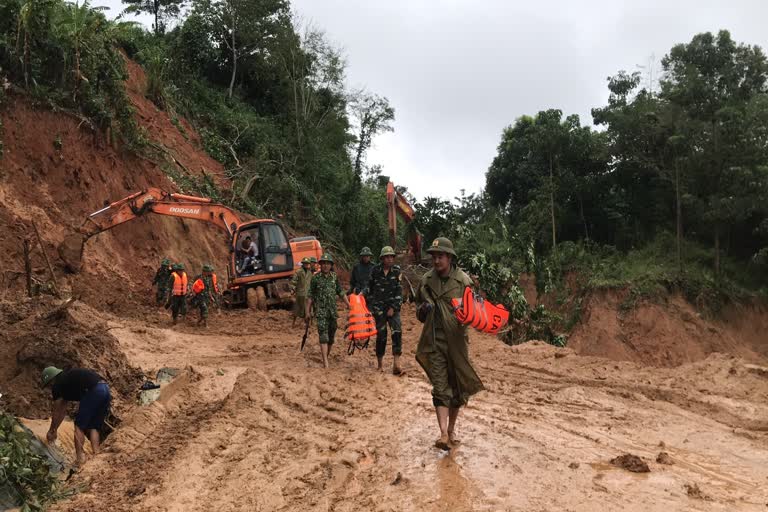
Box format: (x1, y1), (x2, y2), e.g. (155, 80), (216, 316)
(415, 237), (484, 451)
(42, 366), (111, 467)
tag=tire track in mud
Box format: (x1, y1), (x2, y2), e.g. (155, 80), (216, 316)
(51, 308), (768, 511)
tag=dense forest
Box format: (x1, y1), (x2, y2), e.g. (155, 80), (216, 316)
(415, 30), (768, 318)
(1, 0), (766, 339)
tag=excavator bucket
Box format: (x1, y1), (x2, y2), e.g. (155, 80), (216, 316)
(58, 233), (87, 273)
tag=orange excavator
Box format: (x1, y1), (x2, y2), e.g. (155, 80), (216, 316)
(386, 181), (422, 262)
(58, 188), (322, 309)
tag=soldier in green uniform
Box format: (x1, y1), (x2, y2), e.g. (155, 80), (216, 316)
(310, 256), (319, 274)
(306, 253), (350, 368)
(415, 237), (484, 451)
(190, 264), (219, 328)
(291, 257), (313, 327)
(366, 246), (403, 374)
(349, 247), (374, 294)
(167, 263), (189, 325)
(152, 258), (173, 306)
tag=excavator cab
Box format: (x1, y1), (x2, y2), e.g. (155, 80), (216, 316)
(225, 220), (297, 309)
(232, 221), (293, 278)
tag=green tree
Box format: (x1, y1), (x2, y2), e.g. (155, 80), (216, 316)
(660, 30), (768, 276)
(189, 0), (292, 99)
(349, 91), (395, 183)
(121, 0), (185, 36)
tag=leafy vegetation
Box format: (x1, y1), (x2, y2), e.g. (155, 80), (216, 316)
(0, 0), (141, 146)
(413, 31), (768, 345)
(0, 413), (74, 511)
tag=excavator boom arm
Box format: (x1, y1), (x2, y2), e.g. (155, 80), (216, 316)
(80, 188), (241, 239)
(386, 181), (422, 259)
(60, 188), (243, 273)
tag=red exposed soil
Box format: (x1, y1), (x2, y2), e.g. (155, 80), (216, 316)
(568, 289), (768, 367)
(0, 298), (142, 419)
(0, 75), (231, 316)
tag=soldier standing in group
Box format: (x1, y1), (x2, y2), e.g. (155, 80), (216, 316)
(349, 247), (374, 294)
(168, 263), (188, 325)
(190, 264), (219, 328)
(415, 237), (484, 451)
(310, 256), (319, 274)
(291, 257), (313, 327)
(152, 258), (173, 306)
(366, 246), (404, 374)
(306, 253), (350, 368)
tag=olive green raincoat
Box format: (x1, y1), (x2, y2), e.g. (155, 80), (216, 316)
(415, 266), (485, 408)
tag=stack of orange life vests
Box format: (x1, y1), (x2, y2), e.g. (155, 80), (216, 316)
(344, 293), (377, 354)
(450, 286), (509, 335)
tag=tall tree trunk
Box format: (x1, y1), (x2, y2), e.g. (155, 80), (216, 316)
(353, 135), (365, 182)
(23, 30), (29, 88)
(154, 1), (160, 36)
(228, 15), (237, 99)
(714, 227), (721, 279)
(675, 158), (683, 274)
(549, 153), (557, 255)
(578, 195), (589, 241)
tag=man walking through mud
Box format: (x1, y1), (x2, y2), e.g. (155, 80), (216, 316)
(306, 253), (350, 368)
(366, 246), (404, 374)
(415, 237), (484, 451)
(168, 263), (188, 325)
(42, 366), (111, 467)
(291, 257), (313, 327)
(152, 257), (173, 306)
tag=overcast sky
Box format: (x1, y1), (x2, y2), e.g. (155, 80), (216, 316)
(97, 0), (765, 201)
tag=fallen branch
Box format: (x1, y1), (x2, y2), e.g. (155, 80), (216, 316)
(32, 221), (60, 298)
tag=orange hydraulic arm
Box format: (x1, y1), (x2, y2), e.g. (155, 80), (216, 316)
(78, 188), (242, 239)
(386, 181), (422, 260)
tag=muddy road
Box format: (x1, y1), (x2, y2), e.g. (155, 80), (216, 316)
(41, 304), (768, 511)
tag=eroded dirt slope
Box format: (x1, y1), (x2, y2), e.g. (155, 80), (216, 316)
(0, 57), (230, 315)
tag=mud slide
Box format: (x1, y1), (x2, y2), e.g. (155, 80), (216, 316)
(26, 303), (763, 512)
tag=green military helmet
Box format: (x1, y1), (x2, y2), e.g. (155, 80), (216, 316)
(161, 258), (171, 266)
(379, 246), (396, 258)
(426, 237), (457, 256)
(202, 264), (214, 272)
(173, 263), (185, 271)
(41, 366), (63, 387)
(359, 247), (373, 257)
(318, 253), (334, 263)
(301, 257), (311, 265)
(309, 256), (318, 263)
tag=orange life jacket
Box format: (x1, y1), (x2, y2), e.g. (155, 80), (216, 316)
(211, 273), (218, 293)
(192, 278), (205, 294)
(450, 286), (509, 335)
(172, 272), (188, 296)
(344, 293), (377, 341)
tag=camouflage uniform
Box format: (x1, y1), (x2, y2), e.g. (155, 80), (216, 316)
(291, 263), (313, 319)
(169, 266), (189, 322)
(191, 270), (219, 319)
(366, 262), (403, 357)
(153, 260), (173, 305)
(309, 271), (344, 344)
